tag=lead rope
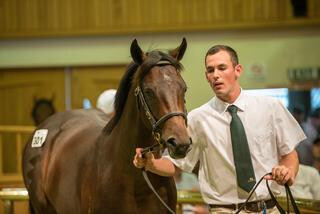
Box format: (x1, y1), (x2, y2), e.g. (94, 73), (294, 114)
(235, 172), (300, 214)
(142, 170), (176, 214)
(141, 147), (175, 214)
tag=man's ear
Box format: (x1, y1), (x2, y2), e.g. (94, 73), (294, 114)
(205, 71), (210, 82)
(130, 39), (146, 65)
(169, 38), (187, 61)
(235, 64), (243, 78)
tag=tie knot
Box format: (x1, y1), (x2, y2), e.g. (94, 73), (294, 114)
(227, 105), (238, 114)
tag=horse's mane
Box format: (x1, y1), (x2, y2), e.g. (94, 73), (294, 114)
(103, 50), (182, 134)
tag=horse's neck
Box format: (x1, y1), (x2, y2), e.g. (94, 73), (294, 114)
(117, 91), (153, 148)
(102, 90), (153, 160)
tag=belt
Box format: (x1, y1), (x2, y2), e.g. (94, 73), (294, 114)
(209, 199), (276, 212)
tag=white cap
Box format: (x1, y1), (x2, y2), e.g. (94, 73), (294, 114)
(96, 89), (116, 114)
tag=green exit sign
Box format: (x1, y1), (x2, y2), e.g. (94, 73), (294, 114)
(288, 67), (320, 82)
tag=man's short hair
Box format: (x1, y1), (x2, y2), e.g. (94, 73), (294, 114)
(205, 45), (239, 67)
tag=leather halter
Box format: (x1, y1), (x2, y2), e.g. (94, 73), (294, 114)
(134, 61), (187, 155)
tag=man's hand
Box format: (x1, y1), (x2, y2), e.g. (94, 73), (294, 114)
(133, 148), (155, 171)
(264, 165), (295, 186)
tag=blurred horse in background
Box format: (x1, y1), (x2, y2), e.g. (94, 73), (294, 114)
(31, 97), (55, 126)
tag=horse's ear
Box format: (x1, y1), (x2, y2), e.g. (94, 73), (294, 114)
(169, 38), (187, 61)
(130, 39), (145, 65)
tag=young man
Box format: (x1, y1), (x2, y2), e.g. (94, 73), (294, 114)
(133, 45), (306, 213)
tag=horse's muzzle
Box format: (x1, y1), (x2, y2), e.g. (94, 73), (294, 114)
(166, 137), (192, 159)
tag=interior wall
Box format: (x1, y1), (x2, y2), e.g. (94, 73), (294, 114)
(1, 28), (320, 110)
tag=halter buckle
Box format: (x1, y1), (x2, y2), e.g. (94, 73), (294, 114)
(153, 132), (161, 143)
(134, 87), (140, 96)
(146, 111), (152, 120)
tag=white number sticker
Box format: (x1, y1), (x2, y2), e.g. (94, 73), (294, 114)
(31, 129), (48, 148)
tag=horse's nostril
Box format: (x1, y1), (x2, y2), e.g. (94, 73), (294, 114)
(166, 138), (177, 147)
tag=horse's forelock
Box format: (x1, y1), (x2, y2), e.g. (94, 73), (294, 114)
(136, 51), (182, 84)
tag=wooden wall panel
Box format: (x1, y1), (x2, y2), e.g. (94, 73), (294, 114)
(309, 0), (320, 18)
(0, 66), (125, 123)
(71, 65), (125, 109)
(0, 0), (319, 38)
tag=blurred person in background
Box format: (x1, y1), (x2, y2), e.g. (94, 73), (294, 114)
(302, 108), (320, 145)
(280, 164), (320, 200)
(292, 106), (313, 166)
(174, 168), (209, 214)
(291, 107), (305, 127)
(296, 108), (320, 166)
(96, 89), (117, 117)
(312, 137), (320, 173)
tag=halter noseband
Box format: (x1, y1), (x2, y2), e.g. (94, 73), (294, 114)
(134, 61), (187, 154)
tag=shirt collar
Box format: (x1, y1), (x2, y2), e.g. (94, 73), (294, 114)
(211, 89), (246, 114)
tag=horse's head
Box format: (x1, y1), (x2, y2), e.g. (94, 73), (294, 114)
(31, 97), (56, 126)
(131, 38), (192, 159)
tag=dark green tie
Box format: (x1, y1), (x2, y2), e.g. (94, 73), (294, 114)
(228, 105), (256, 193)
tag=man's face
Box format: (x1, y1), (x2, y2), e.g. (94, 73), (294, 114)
(205, 50), (242, 102)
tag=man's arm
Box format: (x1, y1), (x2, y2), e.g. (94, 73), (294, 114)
(265, 150), (299, 186)
(133, 148), (177, 176)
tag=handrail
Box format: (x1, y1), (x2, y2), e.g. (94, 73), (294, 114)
(0, 126), (35, 133)
(0, 188), (28, 214)
(0, 189), (319, 213)
(176, 190), (320, 214)
(0, 125), (35, 184)
(0, 188), (28, 201)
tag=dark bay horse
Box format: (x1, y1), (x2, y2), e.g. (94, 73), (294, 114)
(22, 38), (191, 214)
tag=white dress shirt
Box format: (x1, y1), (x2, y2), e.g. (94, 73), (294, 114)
(167, 91), (306, 204)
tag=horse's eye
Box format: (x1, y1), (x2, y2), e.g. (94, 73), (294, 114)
(183, 88), (187, 103)
(143, 88), (154, 98)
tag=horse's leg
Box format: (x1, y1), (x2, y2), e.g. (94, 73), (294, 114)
(29, 201), (35, 214)
(28, 198), (56, 214)
(27, 166), (57, 214)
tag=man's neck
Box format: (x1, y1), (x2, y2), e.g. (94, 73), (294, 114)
(219, 87), (241, 104)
